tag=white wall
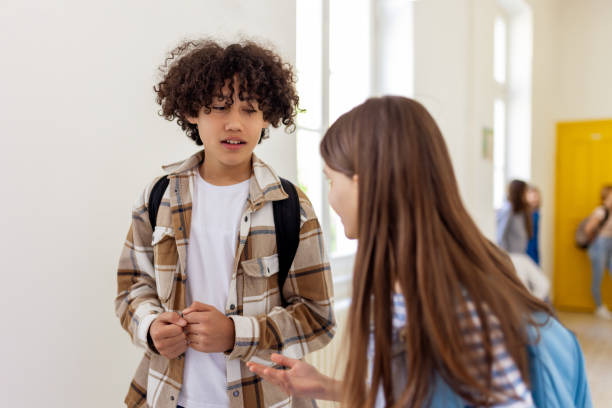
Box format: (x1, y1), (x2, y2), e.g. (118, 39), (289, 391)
(528, 0), (560, 280)
(530, 0), (612, 282)
(556, 0), (612, 120)
(0, 1), (296, 406)
(415, 0), (611, 284)
(412, 0), (568, 284)
(413, 0), (497, 239)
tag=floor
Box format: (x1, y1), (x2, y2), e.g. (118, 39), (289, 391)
(558, 311), (612, 407)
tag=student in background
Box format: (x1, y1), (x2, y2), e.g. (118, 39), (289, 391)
(526, 185), (541, 265)
(497, 179), (533, 254)
(248, 96), (592, 407)
(585, 185), (612, 320)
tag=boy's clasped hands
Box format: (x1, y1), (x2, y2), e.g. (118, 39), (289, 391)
(149, 302), (236, 359)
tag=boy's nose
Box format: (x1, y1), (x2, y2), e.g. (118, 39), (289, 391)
(225, 107), (243, 132)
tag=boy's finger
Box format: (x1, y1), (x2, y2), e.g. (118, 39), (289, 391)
(157, 312), (187, 327)
(183, 311), (208, 325)
(158, 323), (186, 339)
(183, 302), (214, 315)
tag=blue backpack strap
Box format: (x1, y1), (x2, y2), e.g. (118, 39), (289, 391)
(148, 175), (170, 229)
(273, 178), (301, 307)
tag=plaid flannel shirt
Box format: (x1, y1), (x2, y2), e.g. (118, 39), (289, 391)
(115, 151), (336, 407)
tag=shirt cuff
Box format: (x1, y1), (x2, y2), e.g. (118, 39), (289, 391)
(226, 315), (261, 360)
(137, 313), (160, 354)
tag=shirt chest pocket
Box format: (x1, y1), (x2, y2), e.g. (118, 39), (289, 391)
(152, 226), (179, 305)
(240, 254), (281, 314)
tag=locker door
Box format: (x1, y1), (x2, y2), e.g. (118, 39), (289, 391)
(554, 120), (612, 311)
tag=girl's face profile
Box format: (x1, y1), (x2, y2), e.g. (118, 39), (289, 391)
(324, 164), (359, 239)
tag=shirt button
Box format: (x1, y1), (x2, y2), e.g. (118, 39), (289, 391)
(178, 226), (183, 231)
(230, 304), (236, 310)
(233, 391), (240, 397)
(170, 395), (175, 401)
(244, 216), (248, 222)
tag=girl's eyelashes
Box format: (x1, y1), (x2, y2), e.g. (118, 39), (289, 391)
(212, 105), (226, 111)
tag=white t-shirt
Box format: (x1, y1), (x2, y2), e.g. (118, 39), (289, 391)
(178, 173), (250, 408)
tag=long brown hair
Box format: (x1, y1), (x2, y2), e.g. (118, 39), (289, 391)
(320, 96), (552, 407)
(508, 179), (533, 240)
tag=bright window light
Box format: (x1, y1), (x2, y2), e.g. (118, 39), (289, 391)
(493, 98), (506, 209)
(494, 17), (507, 84)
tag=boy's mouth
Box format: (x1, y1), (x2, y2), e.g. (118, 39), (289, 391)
(221, 138), (247, 150)
(222, 138), (246, 145)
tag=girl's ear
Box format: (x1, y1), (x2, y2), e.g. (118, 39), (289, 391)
(352, 174), (359, 184)
(185, 115), (197, 125)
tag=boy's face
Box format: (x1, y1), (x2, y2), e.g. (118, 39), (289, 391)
(186, 78), (268, 169)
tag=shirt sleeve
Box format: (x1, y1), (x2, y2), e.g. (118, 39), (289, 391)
(114, 179), (164, 354)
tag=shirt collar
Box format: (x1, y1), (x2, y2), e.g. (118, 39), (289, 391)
(161, 150), (288, 206)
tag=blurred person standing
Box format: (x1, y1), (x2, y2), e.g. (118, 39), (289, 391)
(526, 185), (541, 265)
(585, 185), (612, 319)
(496, 180), (533, 254)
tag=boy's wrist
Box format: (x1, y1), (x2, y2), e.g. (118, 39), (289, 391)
(224, 316), (236, 353)
(147, 326), (160, 354)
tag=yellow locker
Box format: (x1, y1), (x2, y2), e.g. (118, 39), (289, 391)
(555, 119), (612, 311)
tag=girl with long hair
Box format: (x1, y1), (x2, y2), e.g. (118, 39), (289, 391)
(248, 96), (591, 407)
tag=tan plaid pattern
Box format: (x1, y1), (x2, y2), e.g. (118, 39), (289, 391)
(116, 151), (335, 407)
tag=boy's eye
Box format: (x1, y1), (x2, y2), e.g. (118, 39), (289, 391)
(244, 107), (256, 114)
(212, 106), (226, 111)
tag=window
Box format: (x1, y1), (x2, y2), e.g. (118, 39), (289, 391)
(494, 17), (507, 85)
(493, 14), (509, 209)
(492, 1), (533, 208)
(493, 98), (506, 209)
(296, 0), (414, 258)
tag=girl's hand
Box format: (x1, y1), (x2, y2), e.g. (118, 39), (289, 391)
(246, 353), (341, 401)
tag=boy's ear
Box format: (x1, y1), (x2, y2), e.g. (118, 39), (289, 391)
(185, 115), (197, 125)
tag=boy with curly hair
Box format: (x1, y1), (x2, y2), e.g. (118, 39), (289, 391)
(115, 39), (335, 408)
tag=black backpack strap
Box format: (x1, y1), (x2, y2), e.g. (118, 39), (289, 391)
(273, 178), (301, 306)
(148, 175), (170, 229)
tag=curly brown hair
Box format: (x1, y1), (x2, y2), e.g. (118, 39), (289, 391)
(154, 39), (299, 145)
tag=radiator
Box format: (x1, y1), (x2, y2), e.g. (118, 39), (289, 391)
(305, 299), (350, 408)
